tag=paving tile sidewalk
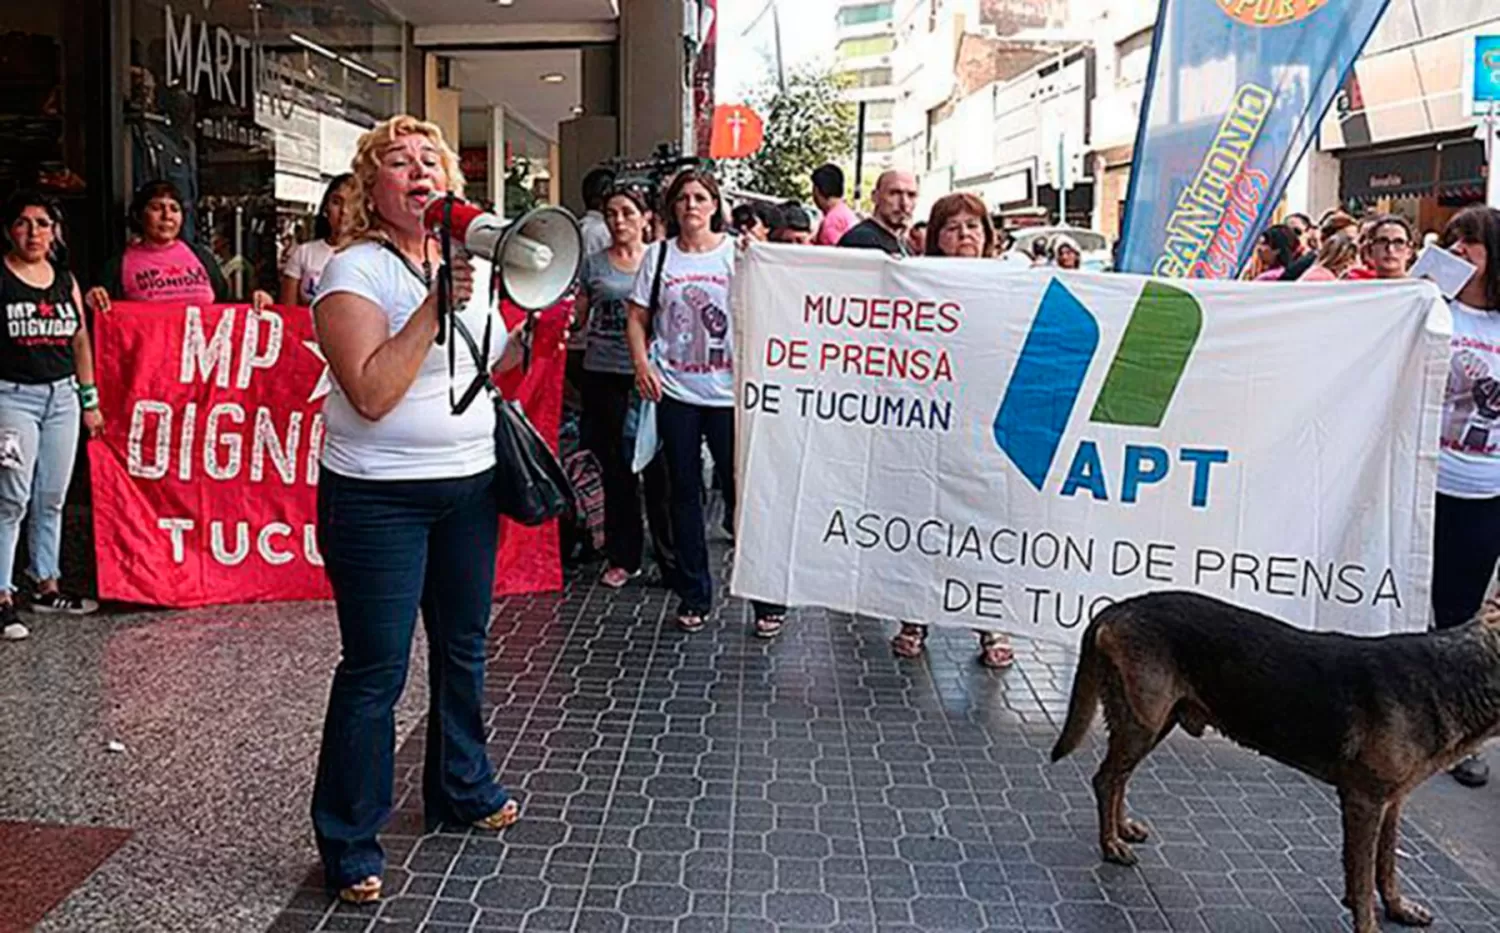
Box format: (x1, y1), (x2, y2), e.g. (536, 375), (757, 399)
(269, 560), (1500, 933)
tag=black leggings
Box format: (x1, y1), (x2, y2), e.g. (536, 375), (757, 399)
(1431, 493), (1500, 629)
(579, 370), (674, 576)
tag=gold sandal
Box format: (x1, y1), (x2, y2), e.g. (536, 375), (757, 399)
(337, 875), (381, 904)
(473, 799), (520, 831)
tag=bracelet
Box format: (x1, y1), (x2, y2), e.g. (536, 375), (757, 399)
(78, 383), (100, 411)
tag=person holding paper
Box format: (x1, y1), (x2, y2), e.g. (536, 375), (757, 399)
(1431, 205), (1500, 789)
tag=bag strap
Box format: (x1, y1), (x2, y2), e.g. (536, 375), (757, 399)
(646, 240), (669, 331)
(379, 239), (492, 416)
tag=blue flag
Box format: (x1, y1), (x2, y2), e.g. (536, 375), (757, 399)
(1117, 0), (1391, 278)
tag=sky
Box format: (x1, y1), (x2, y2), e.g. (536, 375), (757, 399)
(717, 0), (840, 101)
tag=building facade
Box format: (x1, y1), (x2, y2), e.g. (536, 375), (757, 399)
(0, 0), (692, 301)
(833, 0), (899, 192)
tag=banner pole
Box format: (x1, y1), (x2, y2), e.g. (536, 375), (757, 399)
(1488, 99), (1500, 209)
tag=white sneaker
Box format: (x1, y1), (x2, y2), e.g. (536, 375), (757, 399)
(2, 621), (29, 641)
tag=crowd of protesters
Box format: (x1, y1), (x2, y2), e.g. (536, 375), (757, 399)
(1, 127), (1496, 793)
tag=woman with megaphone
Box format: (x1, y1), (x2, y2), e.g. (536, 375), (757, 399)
(626, 169), (787, 637)
(306, 115), (534, 906)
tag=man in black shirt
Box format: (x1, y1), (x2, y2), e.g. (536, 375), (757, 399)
(838, 170), (919, 256)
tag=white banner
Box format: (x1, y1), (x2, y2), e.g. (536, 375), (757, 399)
(730, 245), (1450, 645)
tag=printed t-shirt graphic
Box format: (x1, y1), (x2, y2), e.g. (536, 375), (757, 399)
(120, 239), (217, 304)
(629, 238), (736, 407)
(1438, 301), (1500, 498)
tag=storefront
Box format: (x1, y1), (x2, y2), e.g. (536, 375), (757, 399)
(0, 0), (407, 297)
(1338, 135), (1489, 237)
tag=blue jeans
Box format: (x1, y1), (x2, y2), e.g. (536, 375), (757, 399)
(0, 378), (80, 593)
(656, 396), (783, 621)
(312, 467), (508, 888)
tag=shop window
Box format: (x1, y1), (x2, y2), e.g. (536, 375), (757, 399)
(837, 3), (894, 27)
(837, 36), (894, 60)
(126, 0), (403, 299)
(0, 3), (98, 267)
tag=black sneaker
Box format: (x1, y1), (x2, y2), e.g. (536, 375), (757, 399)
(31, 591), (99, 616)
(0, 601), (27, 641)
(1451, 754), (1490, 788)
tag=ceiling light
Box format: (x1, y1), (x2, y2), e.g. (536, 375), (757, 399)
(339, 56), (379, 79)
(375, 76), (398, 85)
(540, 72), (565, 83)
(497, 0), (514, 5)
(290, 33), (338, 61)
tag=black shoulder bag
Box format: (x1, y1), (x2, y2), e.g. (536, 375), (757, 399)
(382, 238), (573, 526)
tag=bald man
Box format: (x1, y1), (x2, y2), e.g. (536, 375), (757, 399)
(837, 170), (919, 256)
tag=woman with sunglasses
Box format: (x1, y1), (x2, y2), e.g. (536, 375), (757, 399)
(0, 191), (104, 641)
(576, 184), (674, 589)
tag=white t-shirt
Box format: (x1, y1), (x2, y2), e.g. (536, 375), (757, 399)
(284, 239), (336, 306)
(313, 241), (508, 481)
(1439, 299), (1500, 498)
(628, 237), (736, 407)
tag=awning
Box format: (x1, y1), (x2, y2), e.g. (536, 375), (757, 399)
(1438, 140), (1488, 202)
(1340, 138), (1488, 204)
(1339, 147), (1435, 202)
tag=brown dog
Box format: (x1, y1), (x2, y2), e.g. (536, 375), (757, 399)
(1051, 591), (1500, 933)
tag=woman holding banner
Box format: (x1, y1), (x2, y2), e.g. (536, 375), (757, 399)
(891, 192), (1015, 669)
(308, 115), (534, 904)
(1432, 205), (1500, 789)
(87, 181), (273, 312)
(0, 191), (104, 641)
(625, 168), (786, 637)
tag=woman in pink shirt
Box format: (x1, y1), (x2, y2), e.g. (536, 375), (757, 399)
(86, 181), (271, 311)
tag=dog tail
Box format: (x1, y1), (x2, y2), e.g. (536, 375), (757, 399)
(1050, 610), (1111, 762)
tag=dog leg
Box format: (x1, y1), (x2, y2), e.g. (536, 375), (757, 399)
(1339, 789), (1385, 933)
(1093, 720), (1157, 866)
(1377, 797), (1433, 927)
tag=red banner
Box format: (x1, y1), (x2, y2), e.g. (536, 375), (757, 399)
(90, 301), (567, 608)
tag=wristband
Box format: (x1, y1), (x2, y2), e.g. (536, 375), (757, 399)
(78, 384), (100, 411)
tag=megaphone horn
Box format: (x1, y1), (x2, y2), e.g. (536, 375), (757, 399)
(497, 206), (585, 312)
(422, 197), (585, 311)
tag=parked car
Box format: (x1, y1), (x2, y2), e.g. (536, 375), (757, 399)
(1009, 226), (1113, 271)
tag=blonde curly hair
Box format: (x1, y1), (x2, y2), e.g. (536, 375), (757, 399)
(340, 115), (466, 246)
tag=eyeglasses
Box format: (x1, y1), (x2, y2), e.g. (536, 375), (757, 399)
(1369, 236), (1410, 250)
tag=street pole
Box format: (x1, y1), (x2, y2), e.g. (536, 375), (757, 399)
(854, 100), (868, 204)
(771, 0), (786, 94)
(1058, 134), (1068, 225)
(1488, 100), (1500, 209)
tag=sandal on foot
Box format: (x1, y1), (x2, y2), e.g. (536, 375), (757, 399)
(754, 615), (785, 639)
(978, 633), (1015, 669)
(337, 876), (382, 904)
(473, 799), (520, 831)
(678, 613), (706, 634)
(891, 623), (928, 659)
(600, 567), (640, 589)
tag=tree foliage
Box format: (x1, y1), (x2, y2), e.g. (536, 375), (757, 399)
(735, 67), (856, 201)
